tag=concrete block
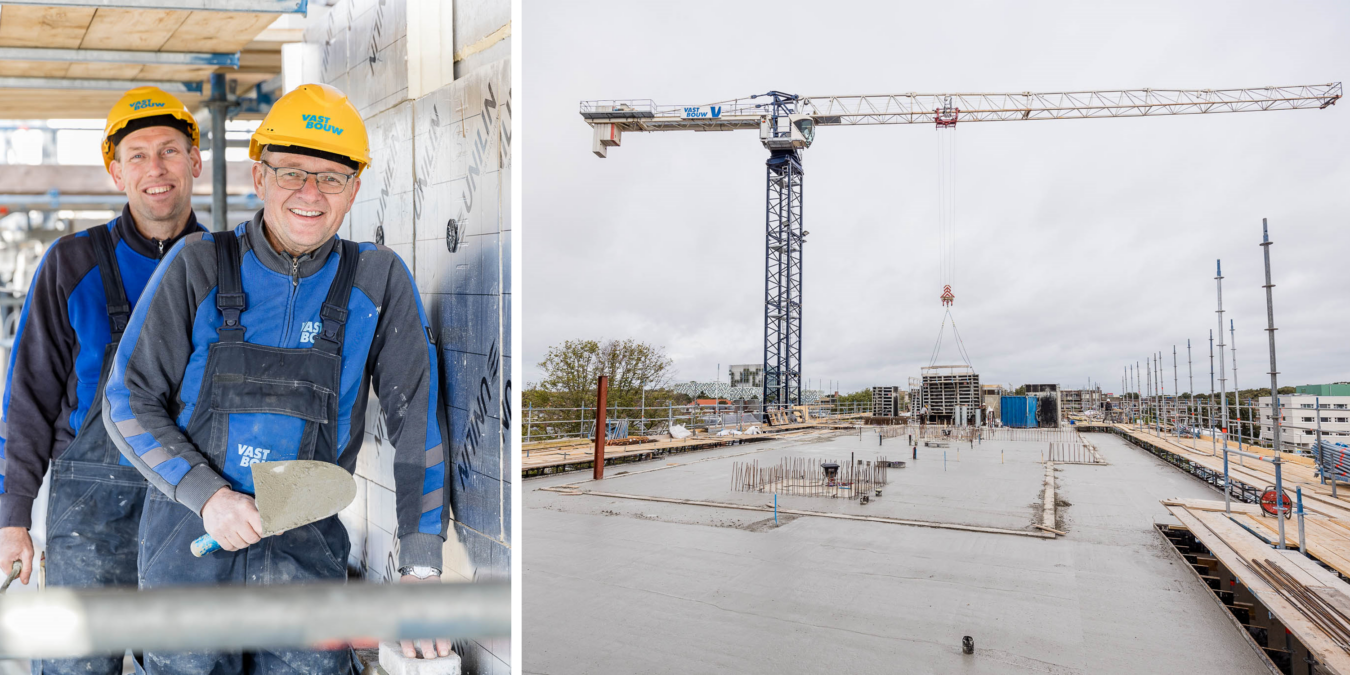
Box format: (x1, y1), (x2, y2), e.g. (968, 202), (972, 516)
(338, 474), (369, 568)
(367, 480), (397, 537)
(436, 294), (499, 357)
(307, 1), (350, 84)
(352, 102), (415, 246)
(440, 533), (474, 584)
(451, 472), (500, 538)
(364, 519), (399, 582)
(379, 642), (460, 675)
(452, 0), (509, 78)
(412, 233), (455, 295)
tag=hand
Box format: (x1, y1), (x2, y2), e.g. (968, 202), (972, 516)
(0, 527), (33, 585)
(399, 574), (452, 659)
(201, 488), (262, 551)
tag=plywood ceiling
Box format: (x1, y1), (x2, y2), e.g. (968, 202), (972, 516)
(0, 4), (284, 119)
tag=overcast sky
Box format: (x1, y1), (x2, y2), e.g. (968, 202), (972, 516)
(522, 0), (1350, 397)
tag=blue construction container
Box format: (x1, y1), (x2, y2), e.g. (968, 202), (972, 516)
(1001, 396), (1038, 428)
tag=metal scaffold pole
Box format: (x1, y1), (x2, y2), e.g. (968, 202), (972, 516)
(1209, 330), (1216, 456)
(1173, 346), (1179, 437)
(1230, 319), (1240, 451)
(1261, 219), (1282, 459)
(1216, 260), (1231, 514)
(1187, 340), (1194, 435)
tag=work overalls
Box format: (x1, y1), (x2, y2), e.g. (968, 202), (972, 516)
(39, 225), (147, 675)
(137, 231), (359, 674)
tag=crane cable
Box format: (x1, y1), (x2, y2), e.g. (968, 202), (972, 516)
(937, 123), (957, 306)
(928, 308), (974, 368)
(928, 119), (972, 368)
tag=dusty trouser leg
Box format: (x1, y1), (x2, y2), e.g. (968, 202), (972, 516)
(40, 343), (148, 675)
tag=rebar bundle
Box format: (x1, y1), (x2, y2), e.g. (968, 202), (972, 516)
(1248, 558), (1350, 652)
(731, 457), (889, 498)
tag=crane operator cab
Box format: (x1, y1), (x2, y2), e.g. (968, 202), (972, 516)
(761, 113), (815, 151)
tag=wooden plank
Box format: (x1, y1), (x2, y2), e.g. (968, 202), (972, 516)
(0, 61), (73, 78)
(0, 5), (95, 49)
(160, 11), (276, 53)
(79, 8), (188, 51)
(1168, 506), (1350, 674)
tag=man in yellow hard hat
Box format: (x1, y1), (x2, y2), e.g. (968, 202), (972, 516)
(104, 83), (453, 672)
(0, 86), (206, 674)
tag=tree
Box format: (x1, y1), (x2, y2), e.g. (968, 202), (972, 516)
(532, 338), (675, 410)
(837, 389), (872, 404)
(1014, 386), (1026, 395)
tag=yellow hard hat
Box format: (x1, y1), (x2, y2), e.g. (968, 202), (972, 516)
(250, 83), (370, 176)
(102, 86), (200, 170)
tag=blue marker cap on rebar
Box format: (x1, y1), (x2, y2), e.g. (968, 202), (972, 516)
(1217, 259), (1222, 276)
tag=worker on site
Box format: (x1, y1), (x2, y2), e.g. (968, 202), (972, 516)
(0, 86), (207, 674)
(103, 83), (452, 673)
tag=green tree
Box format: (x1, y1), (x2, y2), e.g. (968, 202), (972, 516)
(533, 338), (675, 410)
(837, 389), (872, 404)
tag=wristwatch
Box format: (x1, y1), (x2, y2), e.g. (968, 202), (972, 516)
(399, 565), (440, 579)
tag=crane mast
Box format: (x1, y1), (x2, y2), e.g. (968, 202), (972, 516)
(580, 83), (1341, 410)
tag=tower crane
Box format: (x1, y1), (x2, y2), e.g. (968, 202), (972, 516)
(581, 83), (1341, 409)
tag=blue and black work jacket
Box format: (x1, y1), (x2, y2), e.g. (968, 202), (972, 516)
(102, 212), (449, 570)
(0, 207), (205, 528)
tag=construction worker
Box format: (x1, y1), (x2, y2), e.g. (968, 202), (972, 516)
(0, 86), (206, 673)
(104, 83), (451, 673)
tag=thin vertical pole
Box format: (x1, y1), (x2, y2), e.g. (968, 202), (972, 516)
(1230, 319), (1239, 451)
(593, 375), (609, 480)
(1275, 457), (1286, 549)
(1173, 346), (1179, 437)
(1316, 396), (1324, 484)
(1215, 329), (1225, 456)
(1261, 219), (1282, 459)
(1187, 339), (1194, 436)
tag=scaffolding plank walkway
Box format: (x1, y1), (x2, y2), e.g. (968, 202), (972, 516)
(1109, 424), (1350, 519)
(1166, 501), (1350, 674)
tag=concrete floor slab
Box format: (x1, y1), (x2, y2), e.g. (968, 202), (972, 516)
(524, 431), (1269, 674)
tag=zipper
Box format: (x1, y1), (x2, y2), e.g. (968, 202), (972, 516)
(280, 253), (304, 346)
(156, 239), (165, 258)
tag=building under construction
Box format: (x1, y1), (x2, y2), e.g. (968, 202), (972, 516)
(912, 365), (981, 425)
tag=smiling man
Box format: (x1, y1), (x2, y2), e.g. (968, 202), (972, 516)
(0, 86), (206, 675)
(103, 83), (452, 674)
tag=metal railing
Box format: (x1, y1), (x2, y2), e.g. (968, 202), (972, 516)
(522, 400), (874, 443)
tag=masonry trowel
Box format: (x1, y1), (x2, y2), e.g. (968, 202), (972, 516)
(191, 460), (357, 557)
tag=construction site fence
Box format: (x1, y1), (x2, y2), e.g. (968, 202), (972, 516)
(523, 400), (873, 443)
(731, 457), (889, 499)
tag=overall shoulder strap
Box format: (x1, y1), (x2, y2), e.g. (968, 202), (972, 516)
(213, 231), (247, 342)
(315, 240), (360, 354)
(87, 224), (131, 339)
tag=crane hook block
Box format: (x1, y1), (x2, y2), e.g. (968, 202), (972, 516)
(940, 285), (955, 306)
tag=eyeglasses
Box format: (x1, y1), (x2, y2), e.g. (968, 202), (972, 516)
(260, 161), (356, 194)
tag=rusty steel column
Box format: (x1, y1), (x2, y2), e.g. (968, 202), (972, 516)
(593, 375), (609, 480)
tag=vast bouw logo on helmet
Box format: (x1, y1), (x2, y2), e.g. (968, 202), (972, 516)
(129, 99), (165, 111)
(301, 114), (344, 136)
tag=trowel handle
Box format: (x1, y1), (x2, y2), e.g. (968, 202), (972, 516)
(190, 534), (222, 557)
